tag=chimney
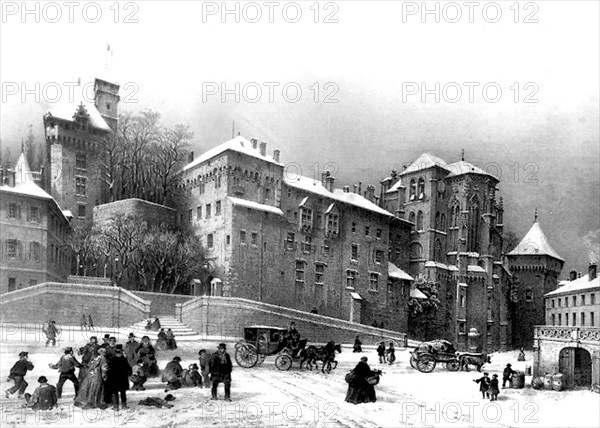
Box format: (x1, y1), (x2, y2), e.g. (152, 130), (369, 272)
(251, 138), (258, 149)
(273, 149), (280, 163)
(353, 184), (357, 193)
(321, 170), (329, 187)
(374, 195), (380, 205)
(343, 185), (350, 193)
(259, 142), (267, 156)
(325, 175), (335, 192)
(358, 181), (362, 194)
(590, 263), (597, 281)
(570, 270), (577, 281)
(366, 185), (376, 202)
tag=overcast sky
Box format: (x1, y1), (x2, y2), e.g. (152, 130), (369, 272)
(1, 0), (598, 276)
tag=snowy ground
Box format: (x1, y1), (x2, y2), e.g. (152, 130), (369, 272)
(1, 325), (599, 427)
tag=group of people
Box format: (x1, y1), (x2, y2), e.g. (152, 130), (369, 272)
(155, 329), (178, 351)
(377, 342), (396, 364)
(473, 364), (517, 401)
(79, 314), (95, 331)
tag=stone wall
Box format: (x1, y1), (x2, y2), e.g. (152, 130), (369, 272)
(93, 198), (177, 228)
(0, 282), (150, 327)
(178, 295), (411, 346)
(132, 291), (194, 316)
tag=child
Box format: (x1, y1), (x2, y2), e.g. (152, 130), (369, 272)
(24, 376), (57, 410)
(386, 342), (396, 365)
(473, 372), (491, 399)
(489, 374), (500, 401)
(130, 359), (147, 391)
(353, 336), (362, 353)
(377, 342), (387, 364)
(199, 349), (210, 388)
(5, 351), (34, 398)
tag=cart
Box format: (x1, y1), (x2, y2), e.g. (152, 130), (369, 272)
(409, 340), (461, 373)
(234, 325), (296, 371)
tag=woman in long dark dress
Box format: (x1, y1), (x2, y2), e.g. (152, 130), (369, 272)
(74, 348), (108, 409)
(345, 357), (380, 404)
(155, 329), (168, 351)
(136, 336), (159, 377)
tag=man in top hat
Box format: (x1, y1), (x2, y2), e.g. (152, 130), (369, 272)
(25, 376), (57, 410)
(209, 343), (232, 401)
(104, 337), (118, 362)
(49, 347), (82, 399)
(100, 334), (111, 349)
(106, 344), (132, 411)
(124, 333), (139, 367)
(5, 351), (34, 398)
(503, 363), (517, 388)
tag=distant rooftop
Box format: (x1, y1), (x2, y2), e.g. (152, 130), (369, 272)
(546, 273), (599, 296)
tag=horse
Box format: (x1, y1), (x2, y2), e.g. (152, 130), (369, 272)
(300, 342), (342, 373)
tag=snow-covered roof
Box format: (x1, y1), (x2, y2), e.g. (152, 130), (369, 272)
(546, 274), (599, 296)
(399, 153), (449, 176)
(183, 136), (282, 172)
(46, 100), (111, 132)
(14, 153), (32, 184)
(508, 221), (564, 261)
(62, 210), (74, 218)
(388, 262), (414, 281)
(1, 181), (53, 200)
(285, 174), (393, 217)
(228, 196), (284, 216)
(446, 161), (499, 180)
(350, 292), (363, 300)
(410, 287), (428, 299)
(467, 265), (486, 273)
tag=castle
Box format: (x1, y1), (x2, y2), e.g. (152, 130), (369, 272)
(0, 76), (567, 351)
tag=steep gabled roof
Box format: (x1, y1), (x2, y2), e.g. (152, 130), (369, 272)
(446, 160), (499, 181)
(508, 221), (564, 261)
(399, 153), (449, 176)
(14, 152), (32, 185)
(183, 136), (282, 172)
(45, 100), (111, 132)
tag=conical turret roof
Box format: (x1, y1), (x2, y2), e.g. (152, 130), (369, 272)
(508, 219), (564, 261)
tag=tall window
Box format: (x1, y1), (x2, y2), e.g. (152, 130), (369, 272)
(572, 313), (576, 326)
(7, 239), (18, 258)
(558, 314), (562, 326)
(78, 204), (86, 218)
(216, 175), (221, 188)
(440, 213), (446, 230)
(302, 236), (312, 253)
(251, 232), (258, 245)
(552, 314), (555, 326)
(409, 179), (416, 201)
(239, 230), (246, 243)
(206, 203), (212, 218)
(433, 239), (443, 262)
(29, 206), (40, 222)
(8, 203), (18, 218)
(326, 213), (339, 235)
(417, 178), (425, 199)
(295, 260), (305, 283)
(374, 250), (384, 264)
(301, 208), (313, 227)
(572, 296), (577, 306)
(592, 294), (596, 305)
(525, 289), (533, 302)
(416, 211), (424, 231)
(346, 270), (357, 288)
(435, 212), (440, 229)
(207, 233), (214, 248)
(216, 200), (222, 216)
(188, 209), (193, 222)
(197, 206), (202, 219)
(351, 244), (359, 261)
(351, 222), (356, 233)
(315, 264), (325, 285)
(460, 289), (465, 307)
(369, 273), (379, 291)
(468, 202), (480, 252)
(75, 152), (87, 169)
(364, 225), (370, 236)
(581, 312), (585, 326)
(408, 212), (416, 230)
(29, 242), (40, 262)
(581, 295), (586, 305)
(591, 312), (595, 327)
(75, 177), (87, 196)
(376, 228), (382, 239)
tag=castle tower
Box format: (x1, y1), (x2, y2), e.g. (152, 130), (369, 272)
(43, 78), (119, 225)
(507, 211), (564, 349)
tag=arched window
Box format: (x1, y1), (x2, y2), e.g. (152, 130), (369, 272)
(416, 211), (424, 231)
(435, 212), (440, 230)
(410, 243), (422, 259)
(468, 202), (480, 252)
(440, 213), (446, 230)
(433, 239), (443, 262)
(417, 178), (425, 199)
(408, 212), (416, 230)
(409, 179), (416, 201)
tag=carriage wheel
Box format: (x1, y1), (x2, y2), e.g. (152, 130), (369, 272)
(256, 354), (266, 366)
(275, 354), (293, 371)
(446, 359), (461, 372)
(410, 354), (418, 369)
(234, 340), (246, 351)
(235, 344), (259, 368)
(416, 355), (436, 373)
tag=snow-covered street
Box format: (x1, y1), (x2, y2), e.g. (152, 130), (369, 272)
(1, 326), (598, 427)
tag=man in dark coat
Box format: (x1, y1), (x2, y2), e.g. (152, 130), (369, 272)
(79, 336), (99, 382)
(353, 336), (362, 353)
(130, 359), (147, 391)
(209, 343), (232, 401)
(345, 357), (380, 404)
(25, 376), (57, 410)
(5, 351), (34, 398)
(104, 337), (118, 362)
(50, 347), (82, 399)
(502, 364), (516, 388)
(106, 345), (132, 410)
(124, 333), (139, 367)
(474, 372), (491, 399)
(44, 321), (59, 347)
(489, 374), (500, 401)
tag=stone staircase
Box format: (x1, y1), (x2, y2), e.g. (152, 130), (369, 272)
(127, 315), (201, 342)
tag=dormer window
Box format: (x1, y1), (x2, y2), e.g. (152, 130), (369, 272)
(325, 212), (339, 236)
(300, 207), (313, 229)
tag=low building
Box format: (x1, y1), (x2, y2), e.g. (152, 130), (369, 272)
(534, 263), (600, 390)
(0, 153), (72, 294)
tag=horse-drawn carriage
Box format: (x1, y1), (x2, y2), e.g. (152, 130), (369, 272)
(234, 325), (301, 371)
(410, 339), (461, 373)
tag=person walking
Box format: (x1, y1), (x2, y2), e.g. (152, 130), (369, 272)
(80, 314), (87, 331)
(106, 345), (132, 411)
(502, 363), (516, 388)
(209, 343), (232, 401)
(74, 348), (108, 409)
(353, 336), (363, 353)
(124, 333), (139, 367)
(44, 321), (59, 347)
(199, 349), (210, 388)
(377, 342), (387, 364)
(473, 372), (491, 399)
(386, 342), (396, 365)
(24, 376), (57, 410)
(5, 351), (34, 398)
(345, 356), (381, 404)
(49, 347), (82, 399)
(87, 315), (94, 330)
(489, 374), (500, 401)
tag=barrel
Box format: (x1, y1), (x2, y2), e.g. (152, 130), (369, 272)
(525, 366), (532, 376)
(544, 373), (554, 390)
(512, 371), (525, 389)
(552, 374), (564, 391)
